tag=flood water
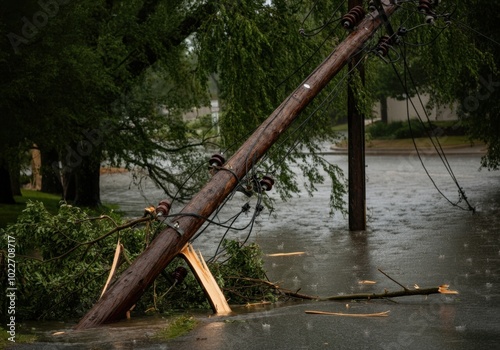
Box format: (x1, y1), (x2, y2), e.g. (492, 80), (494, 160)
(10, 149), (500, 349)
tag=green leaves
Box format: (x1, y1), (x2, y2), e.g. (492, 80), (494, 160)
(0, 201), (145, 320)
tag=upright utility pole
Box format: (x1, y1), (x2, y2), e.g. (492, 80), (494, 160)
(347, 0), (367, 231)
(76, 2), (398, 330)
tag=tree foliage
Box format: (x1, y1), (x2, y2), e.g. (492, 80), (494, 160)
(0, 0), (349, 209)
(0, 0), (497, 211)
(367, 0), (499, 168)
(0, 201), (146, 320)
(0, 202), (276, 320)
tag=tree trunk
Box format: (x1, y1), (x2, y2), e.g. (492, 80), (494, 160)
(0, 159), (15, 204)
(73, 155), (101, 207)
(63, 171), (76, 202)
(9, 159), (21, 196)
(41, 148), (64, 196)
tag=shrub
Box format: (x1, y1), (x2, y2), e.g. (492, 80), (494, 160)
(0, 201), (275, 321)
(367, 119), (431, 139)
(0, 201), (146, 321)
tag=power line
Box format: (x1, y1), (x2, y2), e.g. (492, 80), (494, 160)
(386, 43), (475, 212)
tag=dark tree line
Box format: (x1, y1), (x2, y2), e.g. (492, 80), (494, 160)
(0, 0), (498, 208)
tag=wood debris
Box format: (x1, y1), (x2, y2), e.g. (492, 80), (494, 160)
(266, 252), (306, 257)
(305, 310), (390, 317)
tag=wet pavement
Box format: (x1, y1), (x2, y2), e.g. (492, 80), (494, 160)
(8, 150), (500, 349)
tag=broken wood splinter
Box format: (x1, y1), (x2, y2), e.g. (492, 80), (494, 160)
(266, 252), (306, 257)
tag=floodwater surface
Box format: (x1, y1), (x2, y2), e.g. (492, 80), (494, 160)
(10, 151), (500, 349)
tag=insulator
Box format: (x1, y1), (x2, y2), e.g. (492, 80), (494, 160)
(155, 199), (171, 217)
(397, 27), (408, 36)
(375, 35), (392, 57)
(418, 0), (432, 14)
(425, 15), (435, 24)
(259, 175), (275, 192)
(242, 202), (251, 213)
(209, 153), (225, 168)
(342, 6), (366, 30)
(368, 1), (376, 12)
(172, 266), (188, 284)
(255, 204), (264, 216)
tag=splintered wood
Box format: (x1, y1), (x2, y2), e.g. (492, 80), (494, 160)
(180, 243), (232, 315)
(266, 252), (306, 257)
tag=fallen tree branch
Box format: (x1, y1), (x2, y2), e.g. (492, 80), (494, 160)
(377, 268), (408, 291)
(305, 310), (390, 317)
(322, 287), (442, 301)
(230, 277), (319, 300)
(226, 277), (457, 302)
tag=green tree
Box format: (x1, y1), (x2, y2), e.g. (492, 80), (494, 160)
(3, 0), (496, 212)
(366, 1), (498, 168)
(0, 0), (348, 210)
(0, 0), (212, 206)
(451, 1), (500, 169)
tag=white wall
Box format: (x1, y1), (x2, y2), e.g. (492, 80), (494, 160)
(373, 94), (458, 123)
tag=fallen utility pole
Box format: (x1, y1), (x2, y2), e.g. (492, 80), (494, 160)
(76, 2), (399, 330)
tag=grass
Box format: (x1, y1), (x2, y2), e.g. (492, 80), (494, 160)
(0, 189), (62, 229)
(154, 315), (198, 340)
(0, 189), (120, 229)
(366, 135), (481, 149)
(0, 327), (38, 347)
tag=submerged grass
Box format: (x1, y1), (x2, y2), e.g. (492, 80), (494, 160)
(154, 315), (198, 340)
(0, 327), (38, 347)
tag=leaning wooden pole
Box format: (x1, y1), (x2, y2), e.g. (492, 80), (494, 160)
(76, 2), (398, 330)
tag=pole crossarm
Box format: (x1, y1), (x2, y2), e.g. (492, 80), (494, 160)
(75, 2), (399, 330)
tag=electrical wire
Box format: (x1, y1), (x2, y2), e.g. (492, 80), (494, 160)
(155, 0), (492, 261)
(387, 43), (475, 212)
(453, 20), (500, 48)
(277, 0), (349, 90)
(263, 48), (371, 174)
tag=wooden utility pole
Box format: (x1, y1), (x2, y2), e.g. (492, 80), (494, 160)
(347, 0), (367, 231)
(76, 2), (398, 330)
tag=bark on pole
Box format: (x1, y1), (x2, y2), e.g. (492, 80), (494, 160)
(348, 0), (367, 231)
(76, 2), (398, 330)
